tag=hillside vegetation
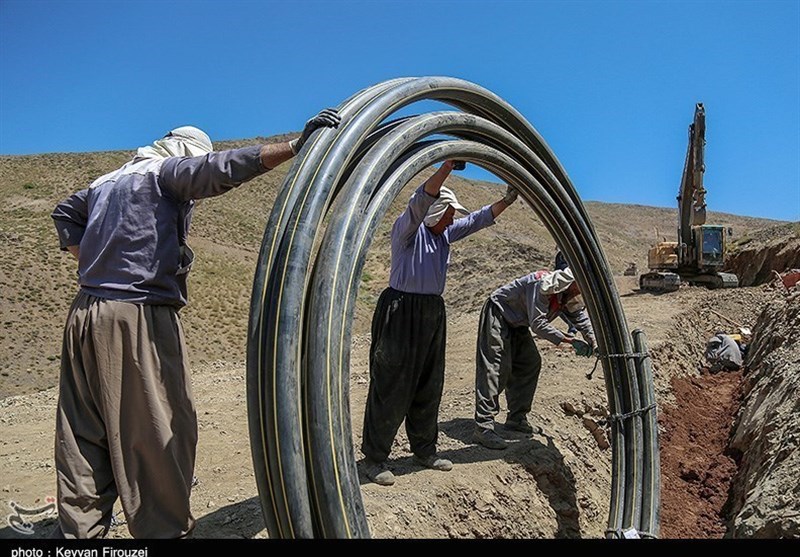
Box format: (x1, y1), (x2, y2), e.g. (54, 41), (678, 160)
(0, 138), (782, 398)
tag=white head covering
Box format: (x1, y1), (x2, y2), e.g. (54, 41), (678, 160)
(539, 267), (575, 295)
(135, 126), (213, 160)
(423, 186), (470, 227)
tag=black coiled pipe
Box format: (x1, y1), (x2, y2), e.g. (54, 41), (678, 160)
(246, 77), (659, 538)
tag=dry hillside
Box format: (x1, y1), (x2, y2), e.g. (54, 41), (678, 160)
(0, 139), (782, 398)
(0, 137), (797, 540)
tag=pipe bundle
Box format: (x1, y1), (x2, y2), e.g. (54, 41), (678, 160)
(246, 77), (660, 538)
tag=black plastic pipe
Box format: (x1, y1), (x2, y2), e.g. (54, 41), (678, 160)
(246, 77), (659, 538)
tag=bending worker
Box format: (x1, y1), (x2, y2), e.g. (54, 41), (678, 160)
(362, 160), (518, 486)
(50, 109), (340, 539)
(473, 267), (596, 450)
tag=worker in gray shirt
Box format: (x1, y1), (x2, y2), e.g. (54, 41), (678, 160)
(50, 109), (339, 539)
(473, 267), (596, 450)
(704, 332), (743, 372)
(362, 160), (518, 486)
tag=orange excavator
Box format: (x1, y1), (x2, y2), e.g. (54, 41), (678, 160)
(640, 103), (739, 292)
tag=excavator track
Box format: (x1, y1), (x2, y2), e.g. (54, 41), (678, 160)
(639, 271), (681, 293)
(718, 272), (740, 289)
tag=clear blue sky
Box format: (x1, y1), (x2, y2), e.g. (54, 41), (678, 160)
(1, 0), (798, 220)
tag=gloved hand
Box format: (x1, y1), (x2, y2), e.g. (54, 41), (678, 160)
(502, 186), (518, 205)
(290, 108), (341, 154)
(572, 338), (593, 357)
(451, 160), (466, 171)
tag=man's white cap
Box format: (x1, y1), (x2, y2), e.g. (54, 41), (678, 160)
(423, 186), (470, 227)
(136, 125), (213, 160)
(540, 267), (575, 295)
(167, 126), (213, 154)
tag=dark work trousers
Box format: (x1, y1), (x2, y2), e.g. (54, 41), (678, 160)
(362, 287), (446, 462)
(475, 299), (542, 430)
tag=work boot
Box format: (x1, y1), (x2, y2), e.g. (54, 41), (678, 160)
(364, 459), (395, 486)
(504, 417), (541, 435)
(413, 453), (453, 472)
(472, 427), (508, 450)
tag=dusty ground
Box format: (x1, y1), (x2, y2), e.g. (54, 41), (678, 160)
(0, 279), (779, 539)
(0, 147), (780, 400)
(0, 142), (792, 539)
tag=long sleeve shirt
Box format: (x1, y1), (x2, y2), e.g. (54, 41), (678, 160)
(389, 185), (495, 295)
(490, 272), (596, 346)
(51, 146), (267, 308)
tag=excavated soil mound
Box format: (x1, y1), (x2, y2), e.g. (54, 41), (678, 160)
(726, 223), (800, 286)
(728, 297), (800, 538)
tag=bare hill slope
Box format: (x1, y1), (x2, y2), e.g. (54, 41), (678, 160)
(0, 139), (782, 398)
(0, 137), (795, 539)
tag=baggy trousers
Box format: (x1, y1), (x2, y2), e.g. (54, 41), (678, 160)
(362, 287), (446, 462)
(474, 299), (542, 430)
(54, 291), (197, 538)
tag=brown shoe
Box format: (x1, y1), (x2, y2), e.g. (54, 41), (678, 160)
(473, 427), (508, 450)
(364, 459), (395, 486)
(413, 454), (453, 471)
(505, 418), (542, 435)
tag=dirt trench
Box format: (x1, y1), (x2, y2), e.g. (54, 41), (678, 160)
(654, 285), (795, 538)
(659, 370), (742, 538)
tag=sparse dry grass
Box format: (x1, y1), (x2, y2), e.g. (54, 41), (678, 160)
(0, 139), (784, 398)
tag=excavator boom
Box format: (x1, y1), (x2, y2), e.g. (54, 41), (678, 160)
(640, 103), (739, 292)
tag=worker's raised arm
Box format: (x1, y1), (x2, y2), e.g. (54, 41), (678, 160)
(423, 160), (456, 197)
(447, 205), (495, 243)
(159, 146), (269, 202)
(259, 142), (295, 171)
(449, 185), (518, 243)
(160, 108), (341, 202)
(391, 161), (458, 247)
(391, 184), (439, 248)
(261, 108), (342, 169)
(490, 186), (518, 219)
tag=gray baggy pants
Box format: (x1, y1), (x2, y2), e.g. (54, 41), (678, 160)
(475, 299), (542, 430)
(362, 287), (446, 463)
(54, 291), (197, 538)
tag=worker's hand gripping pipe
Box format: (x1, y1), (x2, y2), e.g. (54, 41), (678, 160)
(246, 77), (660, 538)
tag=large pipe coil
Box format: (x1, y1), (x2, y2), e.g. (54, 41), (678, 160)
(245, 77), (660, 539)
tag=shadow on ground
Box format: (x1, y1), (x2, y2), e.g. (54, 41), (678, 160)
(357, 417), (580, 538)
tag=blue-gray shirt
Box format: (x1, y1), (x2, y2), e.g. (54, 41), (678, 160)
(389, 185), (495, 295)
(490, 272), (596, 346)
(51, 146), (266, 308)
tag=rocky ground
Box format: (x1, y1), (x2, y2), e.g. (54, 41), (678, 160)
(1, 279), (791, 539)
(728, 295), (800, 538)
(0, 141), (796, 539)
(727, 222), (800, 286)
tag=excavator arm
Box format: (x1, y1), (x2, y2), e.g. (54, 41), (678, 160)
(677, 103), (707, 266)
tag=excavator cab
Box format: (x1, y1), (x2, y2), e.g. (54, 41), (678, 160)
(696, 225), (725, 269)
(686, 223), (737, 288)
